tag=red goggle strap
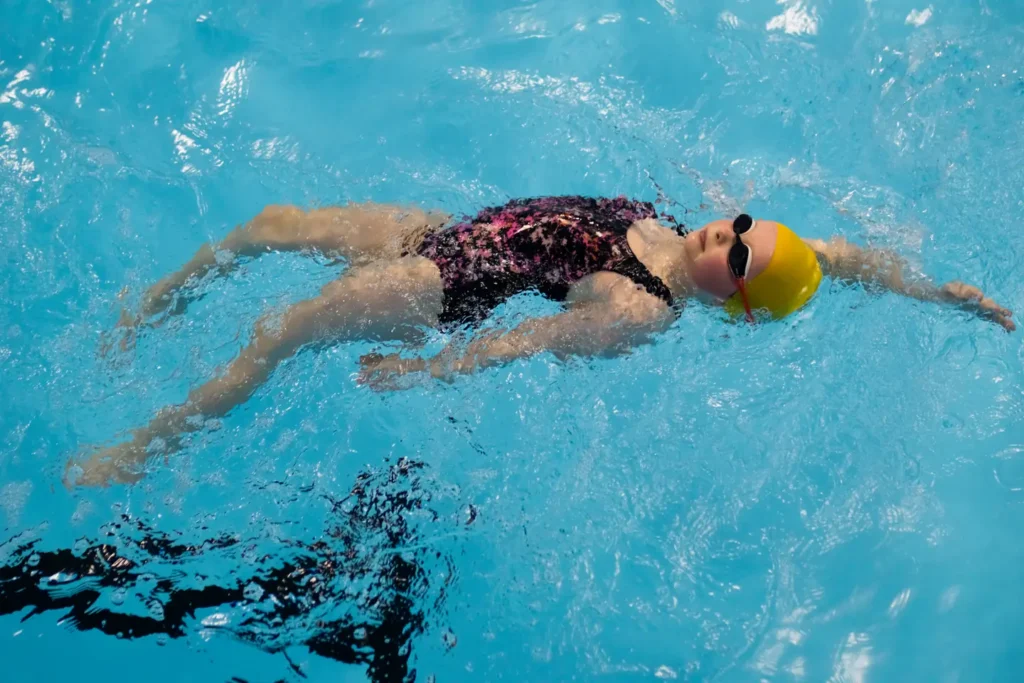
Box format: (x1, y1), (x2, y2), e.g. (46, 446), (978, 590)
(735, 277), (755, 323)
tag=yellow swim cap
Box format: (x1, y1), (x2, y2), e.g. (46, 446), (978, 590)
(723, 223), (822, 320)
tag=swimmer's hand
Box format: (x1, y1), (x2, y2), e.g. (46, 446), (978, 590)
(357, 352), (432, 391)
(808, 239), (1015, 332)
(64, 442), (147, 488)
(939, 281), (1015, 332)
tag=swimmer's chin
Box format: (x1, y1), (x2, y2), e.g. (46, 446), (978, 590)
(691, 289), (725, 309)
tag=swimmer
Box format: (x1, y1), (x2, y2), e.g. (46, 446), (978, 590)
(68, 197), (1015, 486)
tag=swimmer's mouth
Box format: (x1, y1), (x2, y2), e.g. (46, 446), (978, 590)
(700, 229), (707, 252)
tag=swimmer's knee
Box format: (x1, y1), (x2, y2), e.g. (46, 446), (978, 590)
(257, 204), (305, 224)
(239, 205), (310, 249)
(322, 258), (441, 301)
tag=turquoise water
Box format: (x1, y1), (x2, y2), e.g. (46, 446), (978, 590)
(2, 0), (1024, 680)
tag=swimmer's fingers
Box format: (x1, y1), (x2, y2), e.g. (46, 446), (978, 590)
(974, 295), (1015, 331)
(357, 353), (429, 391)
(940, 281), (1015, 332)
(984, 303), (1015, 332)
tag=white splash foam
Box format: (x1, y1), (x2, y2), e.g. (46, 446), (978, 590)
(767, 1), (819, 35)
(906, 7), (933, 26)
(888, 588), (912, 618)
(939, 585), (961, 613)
(217, 58), (249, 118)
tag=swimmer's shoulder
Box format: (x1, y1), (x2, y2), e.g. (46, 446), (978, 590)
(802, 236), (856, 264)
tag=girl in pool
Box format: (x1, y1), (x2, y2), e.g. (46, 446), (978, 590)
(69, 196), (1014, 486)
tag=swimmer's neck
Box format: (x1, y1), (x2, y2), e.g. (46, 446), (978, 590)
(627, 219), (697, 300)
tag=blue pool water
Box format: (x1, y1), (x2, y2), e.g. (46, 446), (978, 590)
(2, 0), (1024, 680)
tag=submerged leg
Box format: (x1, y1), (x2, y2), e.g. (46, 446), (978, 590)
(128, 203), (448, 323)
(75, 256), (444, 486)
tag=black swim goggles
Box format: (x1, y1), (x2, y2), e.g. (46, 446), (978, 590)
(727, 214), (756, 322)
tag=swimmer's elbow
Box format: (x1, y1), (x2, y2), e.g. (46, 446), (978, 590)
(803, 237), (830, 256)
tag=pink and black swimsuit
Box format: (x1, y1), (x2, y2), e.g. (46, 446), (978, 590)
(411, 195), (685, 326)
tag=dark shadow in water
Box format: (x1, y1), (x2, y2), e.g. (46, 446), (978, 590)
(0, 458), (456, 683)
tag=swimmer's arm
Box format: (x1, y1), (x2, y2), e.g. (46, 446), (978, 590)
(805, 238), (1015, 331)
(430, 274), (677, 379)
(361, 287), (673, 385)
(803, 237), (927, 293)
(435, 306), (669, 378)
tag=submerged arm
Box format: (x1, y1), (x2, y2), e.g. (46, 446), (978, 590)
(438, 304), (667, 378)
(804, 237), (1015, 331)
(361, 278), (675, 387)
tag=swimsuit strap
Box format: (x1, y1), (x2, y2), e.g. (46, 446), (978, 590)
(606, 255), (674, 307)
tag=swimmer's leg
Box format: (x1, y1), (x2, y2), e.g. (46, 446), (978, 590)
(75, 256), (444, 486)
(128, 203), (449, 324)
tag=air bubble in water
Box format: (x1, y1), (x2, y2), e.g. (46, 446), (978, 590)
(354, 627), (367, 640)
(993, 446), (1024, 493)
(65, 464), (84, 486)
(27, 553), (40, 567)
(443, 629), (457, 649)
(148, 600), (165, 621)
(111, 588), (126, 605)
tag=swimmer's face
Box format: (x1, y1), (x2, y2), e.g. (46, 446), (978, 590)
(684, 219), (778, 300)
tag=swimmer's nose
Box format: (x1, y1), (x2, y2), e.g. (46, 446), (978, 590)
(713, 227), (730, 245)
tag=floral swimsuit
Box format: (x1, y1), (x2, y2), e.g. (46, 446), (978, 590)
(412, 195), (685, 326)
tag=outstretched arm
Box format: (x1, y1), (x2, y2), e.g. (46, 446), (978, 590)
(804, 237), (1015, 331)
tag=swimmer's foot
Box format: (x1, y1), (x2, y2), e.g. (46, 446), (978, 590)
(100, 283), (184, 358)
(65, 443), (148, 488)
(98, 308), (143, 358)
(104, 304), (176, 353)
